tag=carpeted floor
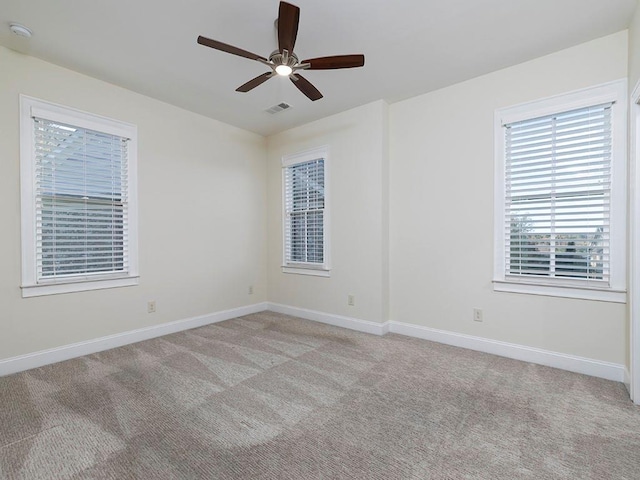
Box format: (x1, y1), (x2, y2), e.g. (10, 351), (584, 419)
(1, 311), (639, 479)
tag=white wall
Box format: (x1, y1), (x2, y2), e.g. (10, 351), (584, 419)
(389, 32), (628, 364)
(0, 47), (267, 360)
(629, 4), (640, 388)
(630, 5), (640, 92)
(266, 101), (389, 323)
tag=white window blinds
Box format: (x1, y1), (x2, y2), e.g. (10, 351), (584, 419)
(284, 158), (325, 265)
(33, 117), (130, 281)
(504, 103), (612, 283)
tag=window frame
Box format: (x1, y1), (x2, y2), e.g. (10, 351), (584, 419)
(493, 80), (627, 303)
(281, 146), (330, 277)
(19, 95), (139, 297)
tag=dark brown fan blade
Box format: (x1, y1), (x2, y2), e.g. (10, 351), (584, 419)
(290, 74), (323, 101)
(197, 36), (267, 62)
(236, 72), (274, 92)
(278, 1), (300, 54)
(302, 55), (365, 70)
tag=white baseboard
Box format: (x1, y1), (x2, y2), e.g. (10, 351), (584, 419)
(389, 321), (625, 383)
(2, 301), (626, 385)
(267, 302), (388, 336)
(0, 302), (268, 377)
(265, 304), (623, 382)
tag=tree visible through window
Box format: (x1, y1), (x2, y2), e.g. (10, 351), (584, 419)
(509, 216), (604, 279)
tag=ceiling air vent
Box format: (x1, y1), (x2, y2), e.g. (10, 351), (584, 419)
(265, 102), (292, 114)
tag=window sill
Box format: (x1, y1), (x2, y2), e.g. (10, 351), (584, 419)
(22, 276), (139, 298)
(493, 280), (626, 303)
(282, 266), (330, 277)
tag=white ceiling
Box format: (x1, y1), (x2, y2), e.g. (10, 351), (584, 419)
(0, 0), (637, 136)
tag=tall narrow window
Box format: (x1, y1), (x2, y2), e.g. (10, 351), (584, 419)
(20, 96), (138, 297)
(494, 80), (626, 302)
(282, 147), (329, 276)
(505, 104), (611, 282)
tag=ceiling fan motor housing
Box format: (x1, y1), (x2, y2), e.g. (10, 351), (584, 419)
(270, 50), (299, 68)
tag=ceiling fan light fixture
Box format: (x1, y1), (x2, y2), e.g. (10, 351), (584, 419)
(275, 64), (293, 76)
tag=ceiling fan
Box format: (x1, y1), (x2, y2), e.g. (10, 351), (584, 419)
(197, 1), (365, 101)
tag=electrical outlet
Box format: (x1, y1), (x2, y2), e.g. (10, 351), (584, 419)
(147, 301), (156, 313)
(348, 294), (355, 306)
(248, 285), (254, 295)
(473, 308), (483, 322)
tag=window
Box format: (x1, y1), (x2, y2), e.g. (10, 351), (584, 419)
(494, 80), (626, 302)
(20, 96), (138, 297)
(282, 147), (329, 276)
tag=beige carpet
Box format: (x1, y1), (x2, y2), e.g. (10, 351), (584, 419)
(1, 311), (639, 479)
